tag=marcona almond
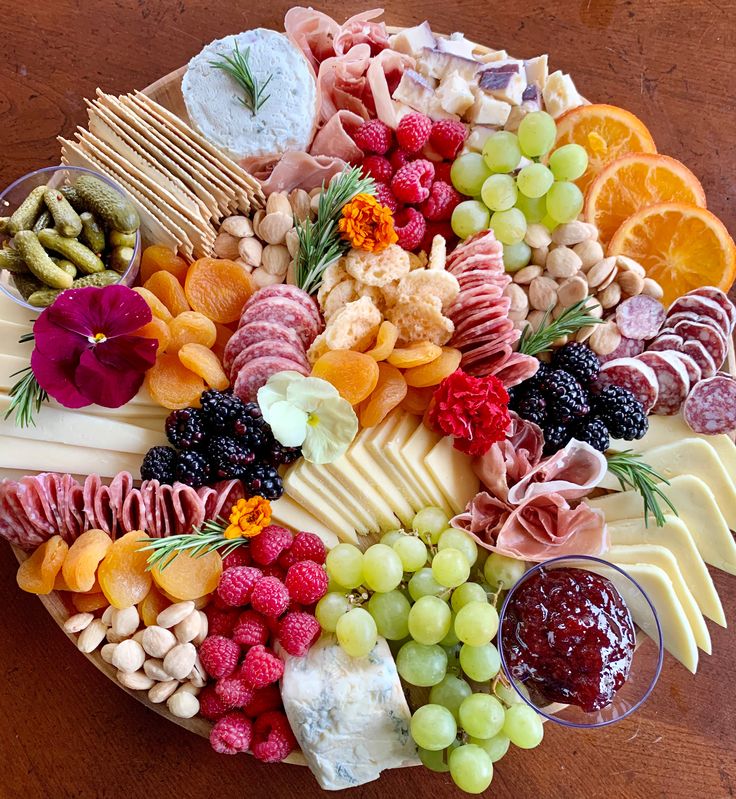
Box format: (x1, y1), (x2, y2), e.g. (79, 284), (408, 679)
(617, 270), (645, 296)
(285, 228), (300, 258)
(266, 192), (292, 216)
(597, 263), (619, 291)
(286, 261), (298, 286)
(117, 670), (155, 691)
(259, 212), (293, 245)
(144, 658), (171, 682)
(252, 267), (283, 288)
(512, 265), (543, 285)
(174, 610), (202, 644)
(157, 601), (196, 629)
(641, 278), (664, 299)
(573, 239), (605, 270)
(77, 620), (108, 653)
(556, 275), (588, 307)
(111, 639), (146, 674)
(132, 630), (146, 646)
(213, 231), (241, 260)
(101, 606), (114, 626)
(163, 642), (197, 681)
(262, 244), (291, 276)
(167, 689), (200, 719)
(252, 209), (266, 239)
(526, 309), (548, 331)
(238, 236), (263, 266)
(551, 220), (597, 246)
(111, 606), (139, 638)
(589, 321), (622, 355)
(524, 223), (551, 249)
(148, 680), (179, 704)
(531, 245), (549, 266)
(188, 655), (207, 688)
(504, 283), (529, 315)
(64, 613), (94, 634)
(234, 258), (254, 274)
(575, 324), (596, 343)
(100, 643), (117, 664)
(221, 215), (253, 238)
(176, 682), (201, 696)
(587, 257), (617, 289)
(193, 611), (208, 646)
(105, 630), (127, 645)
(546, 246), (582, 278)
(615, 254), (646, 277)
(289, 188), (311, 222)
(587, 299), (604, 319)
(528, 276), (558, 311)
(598, 281), (622, 309)
(142, 626), (177, 659)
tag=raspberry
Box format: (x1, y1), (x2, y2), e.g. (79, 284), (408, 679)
(198, 684), (230, 721)
(249, 525), (293, 566)
(430, 119), (467, 159)
(394, 207), (427, 251)
(353, 119), (393, 155)
(240, 644), (284, 688)
(391, 159), (435, 204)
(242, 684), (282, 718)
(199, 635), (241, 679)
(216, 675), (256, 709)
(278, 611), (321, 656)
(433, 161), (453, 184)
(284, 560), (329, 605)
(260, 563), (286, 581)
(251, 576), (290, 617)
(361, 154), (393, 183)
(222, 548), (252, 570)
(389, 148), (413, 172)
(252, 711), (297, 763)
(396, 112), (433, 153)
(233, 609), (270, 647)
(216, 565), (263, 607)
(206, 606), (240, 638)
(374, 182), (399, 213)
(420, 180), (463, 222)
(278, 531), (327, 569)
(210, 712), (253, 755)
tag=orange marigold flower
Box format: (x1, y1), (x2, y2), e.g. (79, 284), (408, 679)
(338, 193), (398, 253)
(224, 496), (272, 540)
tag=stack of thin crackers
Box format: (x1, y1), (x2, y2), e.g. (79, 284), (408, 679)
(59, 90), (264, 259)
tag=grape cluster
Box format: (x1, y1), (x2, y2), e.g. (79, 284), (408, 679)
(317, 505), (544, 794)
(449, 110), (589, 271)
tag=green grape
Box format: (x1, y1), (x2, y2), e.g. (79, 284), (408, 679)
(546, 181), (584, 223)
(367, 590), (411, 640)
(541, 213), (559, 231)
(490, 208), (527, 245)
(411, 704), (458, 751)
(469, 734), (511, 763)
(448, 744), (494, 794)
(454, 601), (499, 646)
(418, 742), (458, 773)
(315, 592), (350, 632)
(480, 173), (517, 212)
(429, 674), (473, 721)
(517, 111), (557, 158)
(335, 607), (377, 658)
(396, 641), (448, 686)
(408, 567), (445, 601)
(495, 680), (531, 707)
(380, 529), (405, 547)
(548, 143), (589, 181)
(412, 507), (449, 545)
(451, 201), (491, 240)
(451, 582), (487, 612)
(438, 528), (478, 566)
(362, 544), (403, 593)
(458, 693), (506, 739)
(325, 543), (364, 589)
(483, 552), (527, 589)
(393, 535), (428, 572)
(502, 703), (544, 749)
(450, 152), (492, 196)
(431, 548), (470, 588)
(326, 576), (349, 594)
(459, 642), (501, 681)
(408, 595), (452, 645)
(440, 617), (460, 647)
(482, 131), (521, 173)
(514, 192), (547, 223)
(503, 241), (532, 272)
(516, 163), (554, 199)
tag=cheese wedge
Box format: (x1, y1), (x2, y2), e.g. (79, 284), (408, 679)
(366, 413), (424, 511)
(400, 424), (453, 517)
(589, 475), (736, 575)
(384, 413), (435, 508)
(270, 495), (339, 549)
(283, 467), (358, 545)
(424, 435), (479, 515)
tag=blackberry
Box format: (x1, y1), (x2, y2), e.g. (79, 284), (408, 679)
(538, 369), (589, 424)
(591, 386), (649, 440)
(208, 436), (256, 480)
(140, 446), (178, 484)
(243, 463), (283, 500)
(200, 389), (246, 434)
(165, 408), (208, 450)
(527, 361), (552, 388)
(573, 417), (610, 453)
(552, 342), (600, 385)
(175, 450), (210, 488)
(230, 412), (270, 451)
(542, 423), (573, 455)
(267, 442), (302, 467)
(515, 388), (547, 426)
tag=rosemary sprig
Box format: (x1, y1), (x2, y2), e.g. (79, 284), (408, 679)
(518, 299), (604, 357)
(605, 450), (678, 528)
(139, 517), (247, 571)
(4, 332), (48, 428)
(210, 42), (273, 114)
(294, 166), (376, 295)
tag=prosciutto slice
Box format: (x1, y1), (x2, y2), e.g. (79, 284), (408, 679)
(310, 110), (365, 162)
(366, 48), (414, 128)
(334, 9), (390, 56)
(257, 151), (348, 195)
(284, 6), (341, 69)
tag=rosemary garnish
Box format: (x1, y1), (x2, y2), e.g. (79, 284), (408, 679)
(210, 42), (273, 114)
(605, 450), (678, 528)
(518, 299), (604, 357)
(139, 517), (246, 571)
(4, 332), (47, 428)
(294, 166), (376, 295)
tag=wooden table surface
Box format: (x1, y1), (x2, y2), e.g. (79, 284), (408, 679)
(1, 1), (735, 797)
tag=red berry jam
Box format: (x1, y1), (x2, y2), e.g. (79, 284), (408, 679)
(502, 567), (635, 712)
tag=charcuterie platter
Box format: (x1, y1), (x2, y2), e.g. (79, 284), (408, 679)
(2, 7), (736, 794)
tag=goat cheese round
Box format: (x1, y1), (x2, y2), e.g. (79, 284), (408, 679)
(182, 29), (318, 161)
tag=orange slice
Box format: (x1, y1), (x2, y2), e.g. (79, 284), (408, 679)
(550, 104), (657, 194)
(586, 153), (706, 244)
(607, 203), (736, 306)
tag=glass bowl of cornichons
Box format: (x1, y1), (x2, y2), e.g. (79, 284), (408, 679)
(0, 165), (142, 312)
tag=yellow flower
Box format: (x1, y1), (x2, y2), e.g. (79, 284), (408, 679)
(338, 193), (398, 253)
(224, 496), (272, 540)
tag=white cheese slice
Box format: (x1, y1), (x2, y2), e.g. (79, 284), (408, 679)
(0, 353), (29, 391)
(384, 413), (434, 508)
(424, 435), (480, 515)
(400, 424), (453, 516)
(1, 329), (34, 359)
(269, 495), (339, 549)
(283, 467), (358, 545)
(0, 293), (39, 326)
(366, 413), (424, 512)
(542, 71), (583, 118)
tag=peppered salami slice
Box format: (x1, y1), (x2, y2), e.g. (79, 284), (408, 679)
(223, 321), (304, 375)
(598, 336), (646, 364)
(615, 295), (666, 340)
(229, 339), (309, 381)
(240, 297), (321, 347)
(597, 357), (659, 411)
(244, 285), (323, 330)
(672, 320), (728, 368)
(665, 311), (701, 328)
(667, 295), (731, 336)
(234, 355), (310, 402)
(636, 351), (690, 415)
(682, 339), (717, 379)
(689, 286), (736, 330)
(683, 374), (736, 434)
(647, 334), (683, 353)
(669, 351), (702, 386)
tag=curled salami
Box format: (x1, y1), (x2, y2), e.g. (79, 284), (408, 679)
(615, 295), (666, 340)
(223, 321), (305, 375)
(234, 355), (310, 402)
(596, 357), (659, 412)
(636, 351), (690, 415)
(667, 295), (731, 336)
(688, 286), (736, 330)
(647, 334), (683, 353)
(598, 336), (645, 364)
(672, 320), (728, 368)
(683, 374), (736, 434)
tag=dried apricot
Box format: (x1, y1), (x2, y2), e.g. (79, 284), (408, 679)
(133, 286), (173, 323)
(178, 343), (229, 390)
(133, 316), (171, 355)
(359, 363), (407, 427)
(152, 550), (222, 601)
(62, 529), (113, 593)
(363, 320), (399, 361)
(167, 311), (217, 352)
(311, 349), (380, 405)
(404, 347), (463, 387)
(160, 588), (212, 610)
(145, 353), (206, 410)
(54, 570), (72, 591)
(185, 257), (255, 324)
(387, 341), (443, 369)
(401, 385), (436, 415)
(212, 323), (234, 362)
(139, 584), (170, 626)
(72, 591), (109, 613)
(145, 270), (190, 316)
(98, 530), (153, 609)
(16, 535), (68, 595)
(140, 245), (189, 285)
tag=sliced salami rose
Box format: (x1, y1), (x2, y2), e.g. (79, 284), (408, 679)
(667, 295), (731, 336)
(647, 334), (683, 353)
(234, 355), (310, 402)
(239, 297), (321, 347)
(598, 336), (645, 364)
(688, 286), (736, 330)
(230, 339), (309, 381)
(615, 295), (666, 340)
(683, 374), (736, 434)
(223, 321), (304, 375)
(597, 357), (659, 412)
(636, 351), (690, 415)
(672, 319), (728, 368)
(682, 339), (717, 380)
(669, 351), (702, 386)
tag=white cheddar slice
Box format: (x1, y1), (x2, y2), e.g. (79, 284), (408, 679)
(283, 468), (358, 545)
(424, 435), (479, 515)
(608, 515), (725, 627)
(0, 353), (29, 391)
(400, 424), (453, 517)
(325, 455), (400, 532)
(384, 413), (435, 508)
(1, 331), (34, 359)
(294, 462), (371, 536)
(366, 413), (424, 512)
(270, 495), (339, 549)
(0, 293), (39, 326)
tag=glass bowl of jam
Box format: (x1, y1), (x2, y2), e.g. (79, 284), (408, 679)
(497, 555), (663, 728)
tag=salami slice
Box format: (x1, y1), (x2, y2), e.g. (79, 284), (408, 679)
(683, 374), (736, 434)
(682, 339), (717, 380)
(672, 320), (728, 368)
(647, 334), (683, 353)
(669, 351), (702, 386)
(234, 355), (310, 402)
(689, 286), (736, 329)
(667, 295), (731, 336)
(636, 351), (690, 415)
(615, 295), (666, 340)
(598, 336), (645, 363)
(244, 284), (323, 329)
(665, 311), (701, 328)
(490, 352), (539, 387)
(239, 297), (320, 347)
(223, 321), (304, 374)
(597, 357), (659, 411)
(230, 339), (309, 381)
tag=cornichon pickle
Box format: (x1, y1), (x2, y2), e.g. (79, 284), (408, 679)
(43, 187), (83, 238)
(73, 175), (140, 234)
(109, 245), (134, 274)
(26, 269), (120, 307)
(37, 228), (104, 274)
(108, 230), (137, 248)
(0, 217), (10, 234)
(13, 230), (74, 289)
(0, 247), (28, 273)
(11, 272), (44, 301)
(52, 259), (77, 279)
(60, 185), (85, 211)
(32, 209), (52, 233)
(7, 185), (47, 235)
(79, 211), (105, 253)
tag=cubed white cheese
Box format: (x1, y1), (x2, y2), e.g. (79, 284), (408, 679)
(524, 55), (549, 87)
(477, 49), (509, 63)
(393, 69), (437, 116)
(418, 47), (480, 82)
(437, 33), (477, 59)
(467, 88), (512, 126)
(436, 71), (475, 116)
(477, 60), (527, 105)
(542, 70), (584, 118)
(389, 21), (436, 57)
(466, 125), (497, 152)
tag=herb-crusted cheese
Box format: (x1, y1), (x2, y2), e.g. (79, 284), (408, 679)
(182, 29), (318, 161)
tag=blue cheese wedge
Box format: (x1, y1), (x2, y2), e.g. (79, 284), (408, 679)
(182, 29), (318, 161)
